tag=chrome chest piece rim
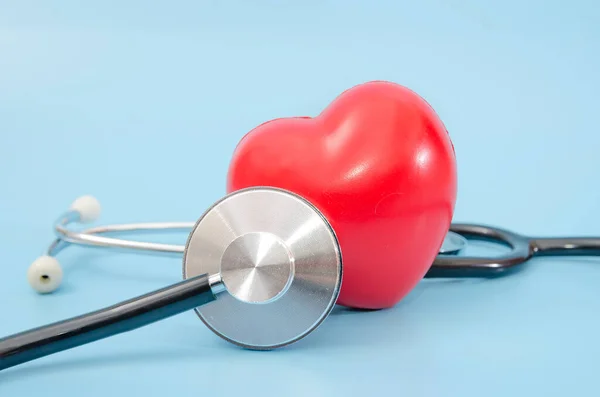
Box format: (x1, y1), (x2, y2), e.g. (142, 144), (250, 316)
(182, 187), (343, 350)
(439, 231), (467, 255)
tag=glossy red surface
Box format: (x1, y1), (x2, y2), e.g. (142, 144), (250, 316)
(226, 81), (457, 309)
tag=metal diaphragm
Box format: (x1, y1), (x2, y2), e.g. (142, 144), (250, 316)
(182, 187), (342, 349)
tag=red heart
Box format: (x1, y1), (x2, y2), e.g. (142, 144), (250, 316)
(226, 81), (457, 309)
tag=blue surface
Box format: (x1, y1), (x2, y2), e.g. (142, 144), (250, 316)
(1, 1), (600, 395)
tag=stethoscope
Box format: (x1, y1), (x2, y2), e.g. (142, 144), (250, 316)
(1, 187), (600, 372)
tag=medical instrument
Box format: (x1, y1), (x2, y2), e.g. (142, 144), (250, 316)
(0, 188), (342, 371)
(2, 188), (600, 372)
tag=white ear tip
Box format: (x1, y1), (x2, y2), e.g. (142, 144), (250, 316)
(27, 256), (63, 294)
(70, 195), (101, 223)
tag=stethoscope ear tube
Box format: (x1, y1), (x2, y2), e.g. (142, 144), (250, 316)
(0, 273), (219, 371)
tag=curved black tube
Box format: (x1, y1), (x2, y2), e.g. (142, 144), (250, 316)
(0, 273), (215, 371)
(426, 223), (532, 278)
(427, 224), (600, 278)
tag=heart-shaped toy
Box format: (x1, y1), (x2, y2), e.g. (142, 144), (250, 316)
(226, 81), (457, 309)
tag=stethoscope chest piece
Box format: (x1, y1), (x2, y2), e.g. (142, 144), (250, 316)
(182, 187), (343, 349)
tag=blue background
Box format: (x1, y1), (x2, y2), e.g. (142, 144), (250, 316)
(1, 1), (599, 395)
